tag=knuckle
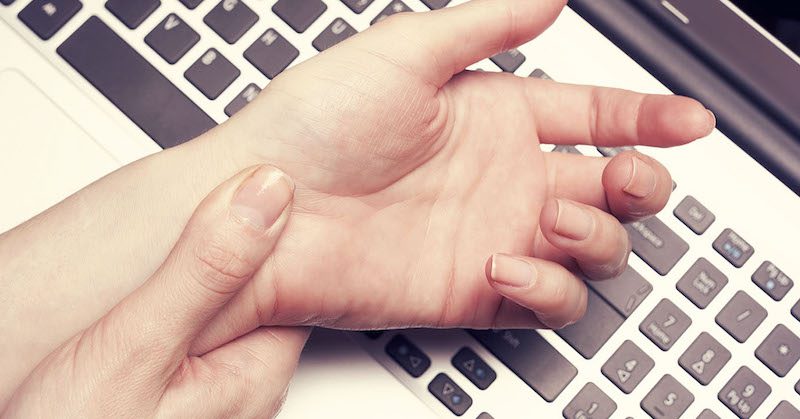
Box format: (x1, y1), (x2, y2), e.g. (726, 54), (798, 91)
(192, 233), (255, 295)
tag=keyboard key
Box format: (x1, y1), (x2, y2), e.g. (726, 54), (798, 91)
(589, 266), (652, 318)
(204, 0), (258, 44)
(490, 49), (526, 73)
(244, 29), (299, 79)
(752, 261), (793, 301)
(551, 145), (582, 154)
(145, 14), (200, 64)
(641, 375), (694, 419)
(596, 146), (634, 157)
(105, 0), (160, 30)
(563, 383), (616, 419)
(428, 373), (471, 416)
(371, 1), (412, 25)
(676, 258), (727, 309)
(272, 0), (327, 33)
(601, 340), (654, 394)
(673, 196), (715, 235)
(18, 0), (81, 40)
(639, 299), (692, 351)
(57, 17), (215, 148)
(385, 334), (430, 378)
(755, 324), (800, 377)
(713, 228), (754, 268)
(697, 409), (721, 419)
(185, 49), (240, 100)
(678, 332), (731, 385)
(1, 0), (15, 5)
(180, 0), (203, 9)
(451, 347), (495, 390)
(476, 414), (494, 419)
(529, 68), (553, 79)
(470, 329), (577, 402)
(224, 83), (260, 117)
(797, 379), (800, 395)
(341, 0), (374, 14)
(556, 288), (624, 359)
(718, 366), (771, 418)
(625, 217), (689, 275)
(421, 0), (451, 10)
(312, 18), (357, 51)
(363, 330), (383, 340)
(716, 291), (767, 343)
(793, 299), (800, 321)
(768, 401), (800, 419)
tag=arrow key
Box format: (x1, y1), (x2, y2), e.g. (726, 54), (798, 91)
(429, 373), (472, 416)
(678, 332), (731, 385)
(601, 340), (654, 394)
(451, 347), (496, 390)
(385, 334), (430, 378)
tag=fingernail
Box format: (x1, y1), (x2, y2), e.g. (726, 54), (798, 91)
(623, 156), (657, 198)
(231, 166), (294, 230)
(706, 109), (717, 132)
(489, 254), (537, 288)
(552, 199), (594, 241)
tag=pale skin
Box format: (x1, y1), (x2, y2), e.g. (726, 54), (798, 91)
(0, 0), (715, 416)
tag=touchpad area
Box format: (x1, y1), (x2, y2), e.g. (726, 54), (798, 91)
(0, 69), (119, 233)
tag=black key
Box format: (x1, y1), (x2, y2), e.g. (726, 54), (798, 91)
(697, 409), (721, 419)
(551, 145), (581, 154)
(639, 299), (692, 351)
(1, 0), (15, 5)
(185, 49), (240, 100)
(470, 329), (576, 402)
(641, 375), (694, 419)
(675, 258), (727, 309)
(718, 366), (771, 418)
(57, 17), (215, 148)
(341, 0), (374, 14)
(421, 0), (451, 9)
(713, 228), (754, 268)
(556, 288), (624, 359)
(755, 324), (800, 377)
(769, 401), (800, 419)
(529, 68), (552, 79)
(145, 14), (200, 64)
(673, 196), (715, 235)
(563, 383), (616, 419)
(451, 347), (496, 390)
(18, 0), (81, 40)
(490, 49), (526, 73)
(476, 414), (494, 419)
(371, 1), (412, 25)
(272, 0), (327, 33)
(752, 261), (793, 301)
(596, 146), (634, 157)
(601, 340), (654, 394)
(797, 379), (800, 395)
(180, 0), (203, 9)
(363, 330), (383, 340)
(105, 0), (160, 30)
(793, 299), (800, 321)
(428, 373), (471, 416)
(244, 29), (299, 79)
(589, 265), (652, 318)
(716, 291), (767, 343)
(678, 332), (731, 385)
(625, 217), (689, 275)
(204, 0), (258, 44)
(312, 18), (357, 51)
(224, 83), (260, 117)
(385, 334), (430, 378)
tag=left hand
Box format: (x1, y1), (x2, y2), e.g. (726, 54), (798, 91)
(3, 165), (305, 418)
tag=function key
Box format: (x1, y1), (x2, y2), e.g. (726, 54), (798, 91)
(204, 0), (258, 44)
(677, 332), (731, 385)
(312, 18), (357, 51)
(385, 334), (430, 378)
(185, 49), (240, 99)
(755, 324), (800, 377)
(715, 291), (767, 343)
(224, 83), (261, 117)
(697, 409), (721, 419)
(768, 401), (800, 419)
(640, 375), (694, 419)
(639, 299), (692, 351)
(371, 1), (412, 25)
(600, 340), (654, 394)
(713, 228), (754, 268)
(180, 0), (203, 9)
(673, 196), (715, 235)
(625, 216), (689, 276)
(718, 366), (771, 418)
(451, 347), (496, 390)
(18, 0), (82, 40)
(244, 29), (299, 79)
(676, 258), (727, 309)
(556, 288), (624, 359)
(145, 13), (200, 64)
(490, 49), (526, 73)
(428, 373), (471, 416)
(272, 0), (327, 33)
(105, 0), (160, 30)
(563, 383), (616, 419)
(752, 261), (793, 301)
(340, 0), (374, 14)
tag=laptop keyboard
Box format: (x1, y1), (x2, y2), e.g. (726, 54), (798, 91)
(2, 0), (798, 417)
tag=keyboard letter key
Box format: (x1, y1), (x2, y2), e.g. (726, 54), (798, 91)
(371, 1), (412, 25)
(312, 18), (357, 51)
(244, 29), (299, 79)
(203, 0), (259, 44)
(272, 0), (327, 33)
(18, 0), (82, 40)
(105, 0), (160, 30)
(145, 13), (200, 64)
(224, 83), (261, 117)
(185, 48), (240, 99)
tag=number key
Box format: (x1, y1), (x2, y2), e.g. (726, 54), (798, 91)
(641, 375), (694, 419)
(718, 366), (771, 418)
(563, 383), (616, 419)
(639, 299), (692, 351)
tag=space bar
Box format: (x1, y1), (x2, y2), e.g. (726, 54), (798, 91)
(57, 16), (216, 148)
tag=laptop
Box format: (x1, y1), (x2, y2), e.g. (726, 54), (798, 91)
(1, 1), (798, 418)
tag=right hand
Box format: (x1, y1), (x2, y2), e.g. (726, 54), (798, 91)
(193, 0), (715, 353)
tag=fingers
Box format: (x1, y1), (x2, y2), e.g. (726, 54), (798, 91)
(486, 254), (588, 329)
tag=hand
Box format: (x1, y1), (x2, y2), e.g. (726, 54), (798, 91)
(191, 0), (715, 352)
(4, 166), (305, 418)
